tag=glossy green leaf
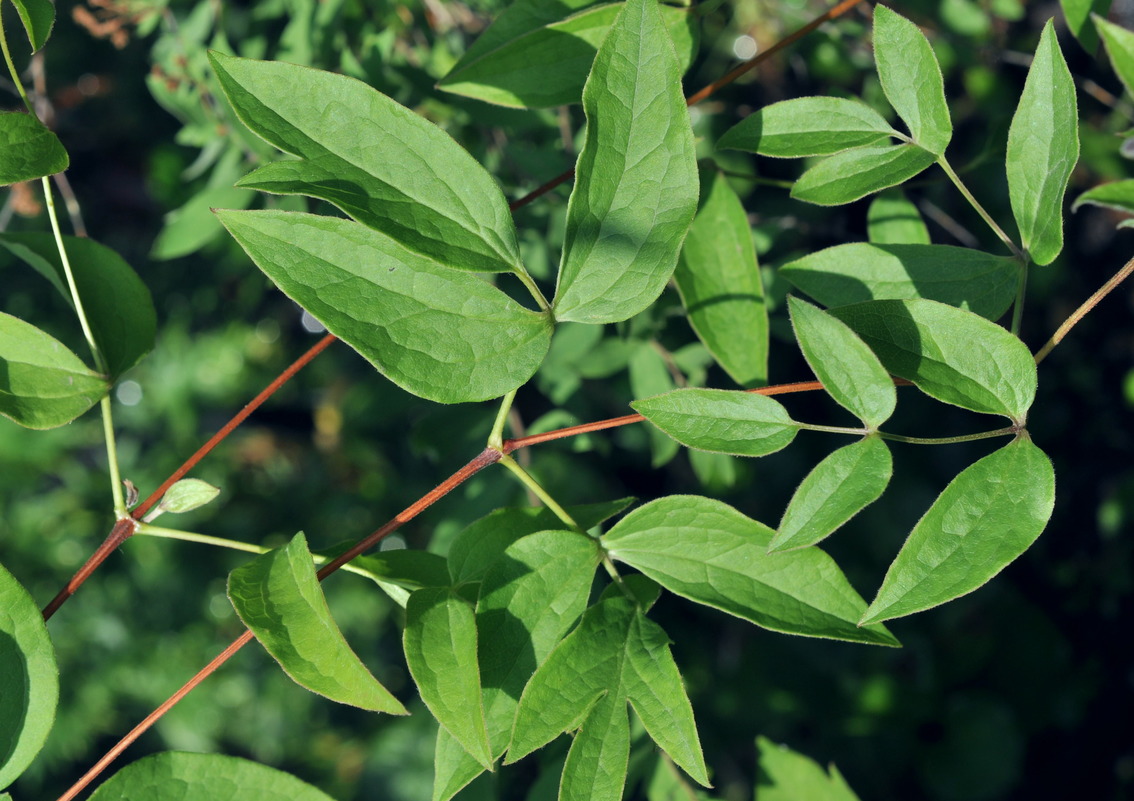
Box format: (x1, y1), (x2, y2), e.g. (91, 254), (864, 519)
(792, 144), (937, 206)
(319, 545), (450, 607)
(434, 529), (601, 800)
(716, 97), (895, 158)
(87, 752), (336, 801)
(0, 560), (59, 791)
(632, 388), (798, 457)
(437, 2), (698, 109)
(156, 478), (220, 514)
(1006, 20), (1078, 266)
(603, 496), (899, 646)
(1095, 15), (1134, 95)
(755, 737), (860, 801)
(217, 210), (553, 404)
(788, 296), (896, 428)
(631, 344), (680, 468)
(0, 233), (157, 379)
(872, 5), (952, 154)
(1063, 0), (1111, 52)
(780, 242), (1018, 321)
(861, 437), (1055, 624)
(405, 588), (492, 768)
(675, 172), (768, 387)
(151, 184), (255, 260)
(552, 0), (698, 324)
(0, 112), (68, 185)
(446, 499), (631, 584)
(9, 0), (55, 51)
(1073, 178), (1134, 227)
(867, 190), (930, 245)
(770, 437), (893, 552)
(0, 312), (108, 429)
(208, 51), (525, 274)
(228, 532), (407, 714)
(829, 299), (1037, 422)
(506, 594), (710, 793)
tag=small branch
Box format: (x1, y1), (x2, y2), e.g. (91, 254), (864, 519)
(796, 422), (868, 436)
(497, 454), (581, 531)
(1034, 254), (1134, 365)
(42, 518), (136, 620)
(877, 426), (1017, 445)
(936, 155), (1025, 260)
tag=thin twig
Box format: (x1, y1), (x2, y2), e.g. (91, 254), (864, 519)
(1034, 255), (1134, 364)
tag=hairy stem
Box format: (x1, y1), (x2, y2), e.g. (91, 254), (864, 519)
(0, 18), (34, 112)
(796, 422), (869, 436)
(936, 155), (1025, 260)
(488, 389), (518, 450)
(497, 454), (581, 531)
(1034, 254), (1134, 364)
(877, 426), (1018, 445)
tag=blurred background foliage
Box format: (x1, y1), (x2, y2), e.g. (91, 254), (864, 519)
(0, 0), (1132, 799)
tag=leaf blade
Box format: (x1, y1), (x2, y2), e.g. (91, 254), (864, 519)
(632, 388), (798, 458)
(791, 144), (937, 206)
(10, 0), (55, 51)
(0, 112), (68, 186)
(717, 96), (896, 158)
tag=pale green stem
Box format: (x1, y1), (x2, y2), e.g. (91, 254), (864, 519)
(796, 422), (869, 436)
(1010, 261), (1028, 336)
(135, 524), (378, 581)
(514, 269), (551, 313)
(497, 454), (581, 530)
(488, 389), (517, 450)
(936, 155), (1025, 261)
(878, 426), (1017, 445)
(0, 19), (34, 112)
(100, 397), (126, 515)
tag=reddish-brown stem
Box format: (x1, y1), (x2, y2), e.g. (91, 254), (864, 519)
(131, 333), (338, 519)
(42, 518), (136, 621)
(1034, 254), (1134, 365)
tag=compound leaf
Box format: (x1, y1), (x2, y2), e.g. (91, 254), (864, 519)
(788, 296), (896, 428)
(0, 112), (68, 185)
(0, 560), (58, 791)
(228, 532), (407, 714)
(552, 0), (698, 323)
(717, 96), (895, 158)
(792, 144), (937, 206)
(87, 752), (336, 801)
(633, 388), (798, 457)
(602, 496), (899, 646)
(1006, 20), (1078, 266)
(209, 51), (524, 274)
(675, 172), (768, 387)
(217, 210), (552, 404)
(872, 5), (952, 154)
(405, 588), (492, 768)
(861, 437), (1055, 624)
(829, 299), (1036, 422)
(770, 437), (893, 552)
(0, 312), (108, 430)
(780, 243), (1018, 321)
(0, 233), (156, 380)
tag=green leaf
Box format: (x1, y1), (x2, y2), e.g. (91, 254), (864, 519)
(208, 51), (525, 275)
(0, 112), (68, 186)
(0, 312), (108, 430)
(770, 437), (893, 552)
(632, 388), (798, 457)
(1073, 178), (1134, 227)
(1063, 0), (1111, 52)
(872, 5), (952, 154)
(0, 233), (157, 379)
(631, 344), (680, 468)
(9, 0), (55, 51)
(506, 595), (710, 793)
(755, 737), (860, 801)
(0, 560), (59, 791)
(447, 501), (631, 586)
(318, 544), (450, 607)
(227, 532), (407, 714)
(828, 299), (1037, 422)
(867, 189), (930, 245)
(151, 184), (256, 260)
(788, 296), (896, 428)
(716, 97), (896, 158)
(861, 437), (1055, 625)
(217, 210), (552, 404)
(1006, 20), (1078, 266)
(87, 752), (337, 801)
(674, 172), (768, 387)
(602, 496), (900, 646)
(437, 2), (698, 109)
(405, 588), (493, 769)
(434, 529), (601, 800)
(552, 0), (698, 324)
(156, 478), (220, 514)
(792, 144), (937, 206)
(780, 242), (1018, 321)
(1095, 15), (1134, 96)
